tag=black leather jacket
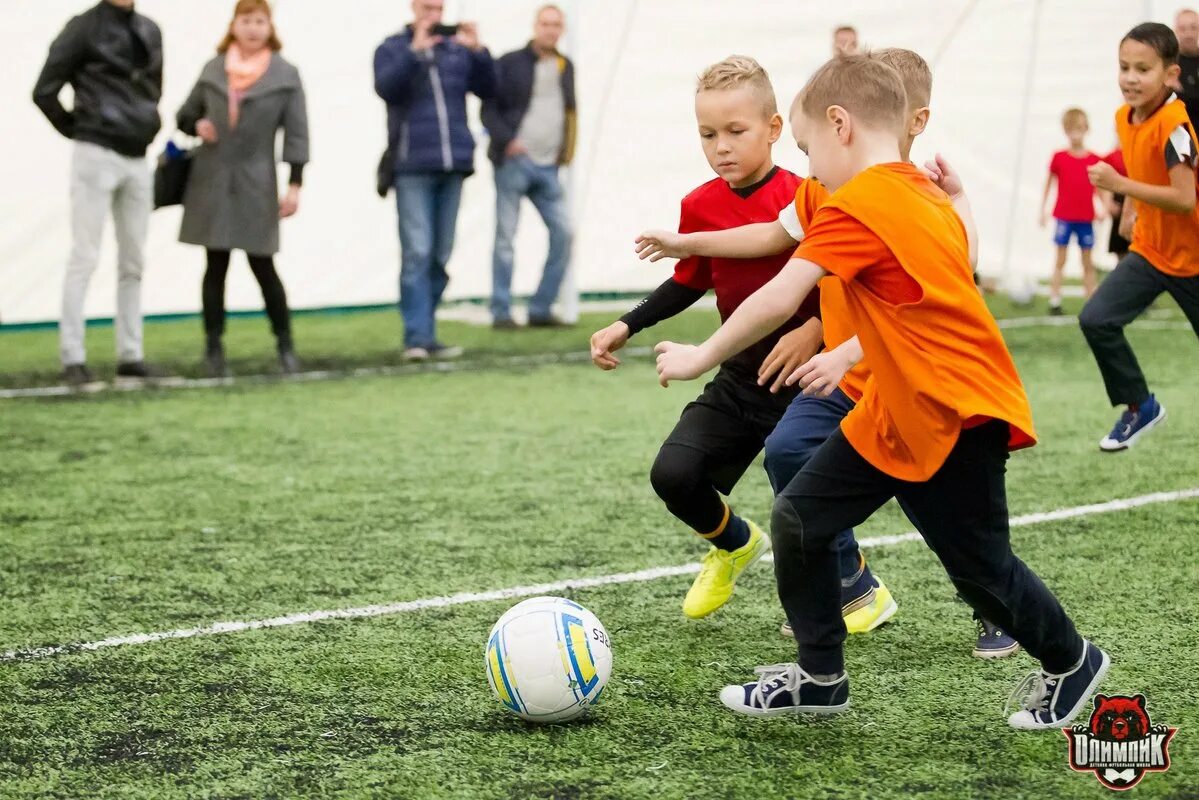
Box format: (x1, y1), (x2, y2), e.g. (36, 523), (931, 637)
(32, 2), (163, 157)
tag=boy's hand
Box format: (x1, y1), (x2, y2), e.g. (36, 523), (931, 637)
(786, 349), (854, 397)
(1039, 211), (1049, 228)
(590, 321), (629, 370)
(1087, 161), (1121, 192)
(923, 153), (965, 199)
(635, 230), (692, 262)
(654, 341), (707, 387)
(757, 317), (823, 394)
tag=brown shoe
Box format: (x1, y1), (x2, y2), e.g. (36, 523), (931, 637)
(527, 315), (573, 329)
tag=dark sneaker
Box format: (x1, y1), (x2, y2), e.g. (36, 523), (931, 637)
(278, 348), (301, 375)
(492, 318), (520, 331)
(1049, 303), (1064, 316)
(527, 315), (573, 329)
(719, 663), (849, 717)
(428, 343), (464, 360)
(62, 363), (97, 387)
(973, 618), (1021, 659)
(1007, 640), (1110, 730)
(204, 345), (228, 378)
(1099, 395), (1165, 452)
(115, 361), (168, 383)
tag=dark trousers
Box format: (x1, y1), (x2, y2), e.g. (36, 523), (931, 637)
(772, 421), (1083, 676)
(203, 249), (292, 347)
(1079, 252), (1199, 406)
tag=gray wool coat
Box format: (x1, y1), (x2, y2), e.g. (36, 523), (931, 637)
(176, 54), (309, 256)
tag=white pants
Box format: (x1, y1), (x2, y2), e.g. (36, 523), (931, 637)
(60, 141), (152, 366)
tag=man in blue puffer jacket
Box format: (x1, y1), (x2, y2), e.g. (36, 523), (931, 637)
(375, 0), (496, 360)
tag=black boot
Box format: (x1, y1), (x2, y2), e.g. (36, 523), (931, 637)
(205, 339), (227, 378)
(277, 334), (300, 375)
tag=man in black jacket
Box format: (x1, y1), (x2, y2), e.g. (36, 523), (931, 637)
(33, 0), (163, 386)
(481, 4), (576, 329)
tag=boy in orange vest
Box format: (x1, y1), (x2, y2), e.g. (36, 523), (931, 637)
(653, 55), (1108, 728)
(1082, 22), (1199, 451)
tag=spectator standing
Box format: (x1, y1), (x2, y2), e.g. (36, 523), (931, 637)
(32, 0), (163, 386)
(177, 0), (309, 376)
(374, 0), (496, 361)
(1174, 8), (1199, 123)
(482, 4), (577, 329)
(1040, 108), (1102, 314)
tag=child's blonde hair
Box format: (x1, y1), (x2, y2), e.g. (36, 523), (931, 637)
(696, 55), (779, 118)
(1062, 107), (1089, 131)
(796, 54), (908, 134)
(870, 48), (932, 110)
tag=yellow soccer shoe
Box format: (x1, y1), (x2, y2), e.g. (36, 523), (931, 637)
(842, 579), (898, 634)
(683, 521), (771, 619)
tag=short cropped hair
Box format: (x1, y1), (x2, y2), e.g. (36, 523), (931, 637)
(1061, 107), (1089, 130)
(797, 54), (908, 134)
(696, 55), (779, 118)
(870, 48), (932, 110)
(1123, 22), (1180, 65)
(834, 25), (857, 36)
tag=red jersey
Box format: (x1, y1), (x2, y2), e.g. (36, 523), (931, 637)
(1103, 147), (1127, 176)
(673, 167), (820, 376)
(1049, 150), (1101, 222)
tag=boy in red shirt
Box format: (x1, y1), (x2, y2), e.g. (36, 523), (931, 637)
(1083, 22), (1199, 451)
(590, 56), (892, 624)
(1041, 108), (1104, 314)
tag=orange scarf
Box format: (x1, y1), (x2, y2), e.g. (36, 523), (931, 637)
(225, 43), (272, 128)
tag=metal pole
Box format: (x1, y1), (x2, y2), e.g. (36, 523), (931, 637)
(556, 0), (581, 323)
(1000, 0), (1044, 295)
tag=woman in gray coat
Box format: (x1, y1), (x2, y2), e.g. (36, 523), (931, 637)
(177, 0), (309, 376)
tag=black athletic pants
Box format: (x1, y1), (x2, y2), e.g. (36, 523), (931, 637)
(203, 249), (292, 346)
(772, 420), (1083, 676)
(1079, 252), (1199, 406)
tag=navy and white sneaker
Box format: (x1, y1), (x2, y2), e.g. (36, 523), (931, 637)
(973, 618), (1021, 659)
(1099, 395), (1166, 452)
(1006, 640), (1110, 730)
(719, 663), (849, 717)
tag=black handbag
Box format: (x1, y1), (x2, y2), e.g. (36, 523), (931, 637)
(153, 140), (194, 209)
(376, 142), (395, 199)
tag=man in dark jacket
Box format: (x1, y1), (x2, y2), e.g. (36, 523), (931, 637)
(33, 0), (163, 386)
(374, 0), (496, 361)
(481, 5), (577, 329)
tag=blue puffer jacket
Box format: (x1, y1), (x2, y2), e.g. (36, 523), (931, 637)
(374, 28), (497, 176)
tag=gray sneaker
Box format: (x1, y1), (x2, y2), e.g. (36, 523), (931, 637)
(402, 347), (430, 362)
(429, 343), (464, 360)
(62, 363), (97, 387)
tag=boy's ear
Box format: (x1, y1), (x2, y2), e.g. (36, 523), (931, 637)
(1168, 62), (1183, 83)
(909, 107), (931, 138)
(768, 112), (784, 144)
(828, 105), (852, 143)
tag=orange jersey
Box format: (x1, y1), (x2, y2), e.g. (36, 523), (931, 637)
(1117, 98), (1199, 277)
(792, 180), (872, 402)
(794, 163), (1036, 481)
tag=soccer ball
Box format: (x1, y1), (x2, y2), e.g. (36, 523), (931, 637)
(484, 596), (613, 723)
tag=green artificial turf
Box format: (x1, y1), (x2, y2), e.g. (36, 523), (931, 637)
(0, 300), (1196, 799)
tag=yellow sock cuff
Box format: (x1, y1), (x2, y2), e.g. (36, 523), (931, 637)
(697, 503), (731, 540)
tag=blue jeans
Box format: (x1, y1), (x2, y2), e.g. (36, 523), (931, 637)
(395, 172), (464, 349)
(491, 157), (572, 322)
(764, 388), (863, 579)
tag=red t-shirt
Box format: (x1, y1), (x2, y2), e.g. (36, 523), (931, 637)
(1049, 150), (1101, 222)
(1103, 147), (1127, 176)
(673, 167), (820, 375)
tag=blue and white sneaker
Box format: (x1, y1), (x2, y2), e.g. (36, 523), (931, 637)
(973, 618), (1021, 659)
(719, 663), (849, 717)
(1006, 640), (1110, 730)
(1099, 395), (1166, 452)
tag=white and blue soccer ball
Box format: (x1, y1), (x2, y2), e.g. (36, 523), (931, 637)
(484, 596), (612, 723)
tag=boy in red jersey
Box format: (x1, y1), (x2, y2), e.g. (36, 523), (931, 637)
(1083, 22), (1199, 451)
(1041, 108), (1104, 313)
(654, 54), (1107, 728)
(591, 56), (889, 621)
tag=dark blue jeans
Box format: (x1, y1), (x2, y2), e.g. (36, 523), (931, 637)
(395, 172), (464, 349)
(763, 388), (863, 580)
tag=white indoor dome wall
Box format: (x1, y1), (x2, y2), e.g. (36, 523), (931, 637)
(0, 0), (1177, 324)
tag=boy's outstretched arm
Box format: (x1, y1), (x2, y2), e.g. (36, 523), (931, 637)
(925, 154), (979, 269)
(590, 278), (705, 369)
(636, 219), (797, 262)
(1090, 160), (1196, 214)
(655, 259), (825, 386)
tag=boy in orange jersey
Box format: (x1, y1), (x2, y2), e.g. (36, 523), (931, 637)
(638, 48), (1018, 660)
(1082, 22), (1199, 452)
(653, 55), (1108, 727)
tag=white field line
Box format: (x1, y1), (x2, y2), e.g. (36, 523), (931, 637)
(3, 487), (1196, 663)
(1, 314), (1192, 401)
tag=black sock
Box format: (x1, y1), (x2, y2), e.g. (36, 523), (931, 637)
(702, 506), (751, 551)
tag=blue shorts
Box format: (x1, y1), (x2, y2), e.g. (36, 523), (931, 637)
(1053, 219), (1095, 249)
